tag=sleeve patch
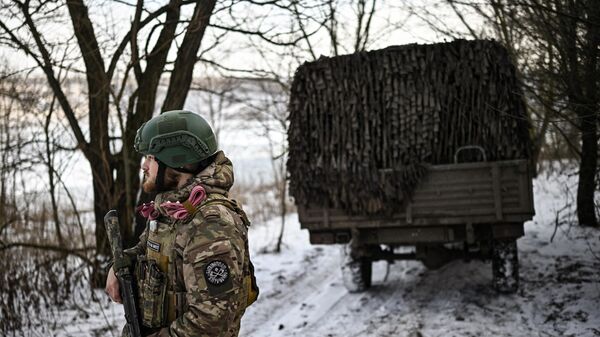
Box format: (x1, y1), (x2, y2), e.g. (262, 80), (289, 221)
(204, 260), (229, 285)
(203, 260), (233, 295)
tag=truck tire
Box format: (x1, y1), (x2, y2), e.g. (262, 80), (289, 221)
(341, 245), (372, 292)
(491, 239), (519, 293)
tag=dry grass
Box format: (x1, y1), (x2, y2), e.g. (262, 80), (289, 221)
(229, 177), (296, 226)
(0, 192), (95, 334)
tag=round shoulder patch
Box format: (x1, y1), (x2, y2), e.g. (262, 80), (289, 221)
(204, 260), (230, 286)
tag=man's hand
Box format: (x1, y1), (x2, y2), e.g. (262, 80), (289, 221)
(105, 266), (122, 303)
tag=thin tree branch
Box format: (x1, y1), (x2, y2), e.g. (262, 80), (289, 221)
(0, 242), (95, 266)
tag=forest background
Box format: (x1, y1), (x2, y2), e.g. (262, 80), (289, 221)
(0, 0), (598, 334)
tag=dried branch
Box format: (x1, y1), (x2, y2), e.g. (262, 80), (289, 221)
(209, 23), (305, 46)
(0, 3), (89, 154)
(0, 242), (95, 266)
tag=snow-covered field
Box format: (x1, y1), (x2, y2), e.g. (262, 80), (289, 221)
(16, 171), (600, 337)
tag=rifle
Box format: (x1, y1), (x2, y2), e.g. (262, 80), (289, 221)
(104, 210), (142, 337)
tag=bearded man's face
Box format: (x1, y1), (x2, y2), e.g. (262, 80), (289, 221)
(141, 155), (178, 192)
(141, 155), (159, 192)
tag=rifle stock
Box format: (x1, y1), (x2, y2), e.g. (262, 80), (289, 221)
(104, 210), (143, 337)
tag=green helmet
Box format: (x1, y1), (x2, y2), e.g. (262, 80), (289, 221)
(134, 110), (218, 168)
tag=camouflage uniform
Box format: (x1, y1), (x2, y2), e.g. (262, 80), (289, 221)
(124, 151), (253, 337)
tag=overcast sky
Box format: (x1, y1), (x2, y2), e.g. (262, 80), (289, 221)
(0, 1), (487, 81)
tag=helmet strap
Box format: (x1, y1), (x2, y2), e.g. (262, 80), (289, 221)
(170, 153), (218, 175)
(170, 166), (198, 174)
(155, 160), (168, 192)
(154, 153), (218, 191)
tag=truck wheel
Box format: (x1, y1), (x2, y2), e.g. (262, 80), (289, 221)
(341, 245), (372, 292)
(492, 239), (519, 293)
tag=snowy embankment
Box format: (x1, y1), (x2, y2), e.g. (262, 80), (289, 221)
(22, 171), (600, 337)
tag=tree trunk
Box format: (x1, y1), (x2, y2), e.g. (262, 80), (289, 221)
(115, 150), (143, 248)
(89, 156), (114, 287)
(162, 0), (217, 111)
(128, 0), (182, 242)
(132, 0), (217, 238)
(577, 0), (599, 227)
(67, 0), (114, 286)
(576, 116), (598, 226)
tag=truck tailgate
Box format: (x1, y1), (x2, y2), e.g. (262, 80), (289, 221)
(298, 159), (534, 230)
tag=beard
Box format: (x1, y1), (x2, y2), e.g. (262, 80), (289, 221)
(142, 169), (179, 193)
(142, 172), (157, 193)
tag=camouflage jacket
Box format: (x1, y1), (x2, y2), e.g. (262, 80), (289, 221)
(125, 151), (251, 337)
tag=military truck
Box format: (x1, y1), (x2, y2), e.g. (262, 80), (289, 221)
(287, 40), (535, 293)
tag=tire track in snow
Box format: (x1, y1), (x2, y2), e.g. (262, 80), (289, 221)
(241, 245), (343, 336)
(345, 261), (427, 337)
(291, 260), (428, 337)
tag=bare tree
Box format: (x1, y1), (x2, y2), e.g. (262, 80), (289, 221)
(237, 78), (290, 252)
(0, 0), (219, 284)
(224, 0), (410, 251)
(477, 0), (599, 227)
(0, 67), (89, 331)
(189, 74), (243, 143)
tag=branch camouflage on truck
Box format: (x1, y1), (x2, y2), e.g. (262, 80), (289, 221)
(287, 39), (535, 293)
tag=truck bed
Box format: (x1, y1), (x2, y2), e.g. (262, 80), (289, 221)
(298, 160), (535, 245)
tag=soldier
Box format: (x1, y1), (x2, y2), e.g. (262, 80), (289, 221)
(105, 110), (258, 337)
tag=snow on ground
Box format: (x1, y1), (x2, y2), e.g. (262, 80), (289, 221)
(239, 171), (600, 337)
(18, 172), (600, 337)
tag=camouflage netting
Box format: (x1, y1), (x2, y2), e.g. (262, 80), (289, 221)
(287, 39), (532, 215)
